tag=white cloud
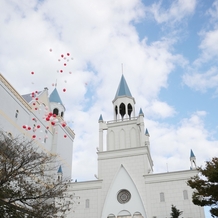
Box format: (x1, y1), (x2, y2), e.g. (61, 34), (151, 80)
(182, 1), (218, 93)
(207, 0), (218, 22)
(149, 111), (217, 173)
(183, 67), (218, 92)
(145, 100), (176, 119)
(145, 0), (196, 24)
(199, 29), (218, 60)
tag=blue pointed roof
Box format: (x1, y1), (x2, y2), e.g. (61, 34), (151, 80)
(49, 88), (63, 105)
(99, 114), (103, 121)
(145, 128), (149, 136)
(190, 149), (195, 158)
(139, 108), (144, 116)
(57, 165), (63, 174)
(115, 75), (132, 98)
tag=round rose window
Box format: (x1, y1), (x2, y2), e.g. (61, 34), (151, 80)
(117, 189), (131, 204)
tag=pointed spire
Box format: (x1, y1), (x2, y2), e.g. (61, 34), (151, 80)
(139, 108), (144, 116)
(115, 75), (132, 98)
(190, 149), (195, 158)
(145, 128), (150, 136)
(57, 165), (63, 174)
(99, 114), (103, 122)
(49, 88), (63, 105)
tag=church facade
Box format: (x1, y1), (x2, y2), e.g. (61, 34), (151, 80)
(0, 73), (205, 218)
(69, 75), (205, 218)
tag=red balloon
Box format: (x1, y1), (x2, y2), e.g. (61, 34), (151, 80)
(31, 72), (34, 75)
(28, 127), (31, 130)
(64, 63), (67, 66)
(62, 123), (66, 127)
(67, 53), (70, 56)
(63, 88), (66, 92)
(32, 135), (36, 139)
(51, 121), (55, 126)
(35, 98), (39, 101)
(60, 70), (63, 73)
(61, 54), (64, 58)
(35, 108), (38, 110)
(37, 125), (40, 128)
(46, 126), (49, 129)
(23, 125), (27, 129)
(46, 117), (50, 121)
(53, 114), (56, 117)
(64, 135), (67, 138)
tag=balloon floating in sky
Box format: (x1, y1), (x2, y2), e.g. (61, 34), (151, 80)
(63, 88), (66, 92)
(31, 72), (34, 75)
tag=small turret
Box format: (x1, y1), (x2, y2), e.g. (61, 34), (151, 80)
(190, 149), (196, 170)
(139, 108), (144, 117)
(57, 165), (63, 181)
(49, 88), (65, 118)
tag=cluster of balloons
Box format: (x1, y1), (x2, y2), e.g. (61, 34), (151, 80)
(26, 48), (75, 141)
(22, 91), (68, 140)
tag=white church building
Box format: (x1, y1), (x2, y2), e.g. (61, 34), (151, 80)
(0, 73), (205, 218)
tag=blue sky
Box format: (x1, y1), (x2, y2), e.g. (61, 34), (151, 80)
(0, 0), (218, 217)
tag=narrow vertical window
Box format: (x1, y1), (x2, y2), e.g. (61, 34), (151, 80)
(44, 130), (47, 143)
(160, 192), (165, 202)
(85, 199), (90, 208)
(15, 110), (19, 118)
(183, 190), (188, 200)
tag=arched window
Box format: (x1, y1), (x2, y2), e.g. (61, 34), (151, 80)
(119, 103), (126, 119)
(61, 111), (64, 117)
(85, 199), (90, 208)
(183, 190), (188, 200)
(160, 192), (165, 202)
(107, 214), (116, 218)
(133, 212), (143, 218)
(127, 103), (132, 118)
(53, 108), (59, 116)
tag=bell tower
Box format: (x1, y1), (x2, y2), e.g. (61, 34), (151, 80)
(98, 75), (154, 177)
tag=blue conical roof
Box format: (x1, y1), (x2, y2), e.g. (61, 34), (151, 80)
(115, 75), (132, 98)
(190, 149), (195, 158)
(145, 128), (149, 136)
(139, 108), (144, 116)
(99, 114), (103, 121)
(49, 88), (63, 105)
(57, 165), (63, 174)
